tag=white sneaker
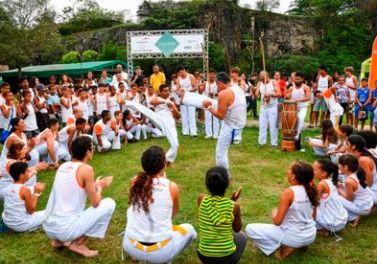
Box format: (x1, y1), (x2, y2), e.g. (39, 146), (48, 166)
(205, 135), (212, 139)
(300, 149), (306, 152)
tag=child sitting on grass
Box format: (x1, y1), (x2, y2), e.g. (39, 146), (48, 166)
(337, 154), (373, 227)
(246, 161), (318, 260)
(2, 162), (46, 232)
(327, 124), (354, 163)
(309, 119), (338, 157)
(197, 167), (246, 264)
(313, 159), (348, 238)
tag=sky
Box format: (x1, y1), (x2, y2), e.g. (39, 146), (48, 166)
(50, 0), (292, 21)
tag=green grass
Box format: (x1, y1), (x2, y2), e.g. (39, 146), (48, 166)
(1, 126), (376, 264)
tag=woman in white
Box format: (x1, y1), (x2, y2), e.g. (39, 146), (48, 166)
(123, 110), (142, 141)
(313, 159), (348, 237)
(43, 137), (115, 258)
(337, 154), (373, 227)
(2, 162), (46, 232)
(0, 141), (47, 200)
(1, 91), (20, 132)
(256, 71), (280, 147)
(1, 118), (39, 168)
(20, 90), (39, 138)
(76, 89), (89, 120)
(285, 72), (310, 145)
(95, 84), (109, 117)
(151, 84), (181, 167)
(60, 87), (73, 126)
(204, 70), (220, 139)
(246, 161), (317, 260)
(123, 146), (196, 263)
(176, 65), (197, 137)
(108, 86), (120, 117)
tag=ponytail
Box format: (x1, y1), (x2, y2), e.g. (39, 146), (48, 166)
(356, 167), (368, 189)
(292, 161), (319, 207)
(317, 159), (339, 186)
(128, 172), (154, 212)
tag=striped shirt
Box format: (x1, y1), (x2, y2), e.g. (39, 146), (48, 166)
(198, 195), (235, 257)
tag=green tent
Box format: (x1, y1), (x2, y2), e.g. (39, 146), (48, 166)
(0, 60), (128, 78)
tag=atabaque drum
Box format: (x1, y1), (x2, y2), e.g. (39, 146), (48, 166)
(281, 100), (298, 141)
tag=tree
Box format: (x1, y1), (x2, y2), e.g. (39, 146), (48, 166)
(82, 50), (98, 61)
(98, 42), (126, 61)
(255, 0), (280, 12)
(61, 51), (80, 63)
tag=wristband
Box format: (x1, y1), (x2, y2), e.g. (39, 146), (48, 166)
(34, 193), (41, 197)
(207, 106), (212, 110)
(96, 186), (103, 193)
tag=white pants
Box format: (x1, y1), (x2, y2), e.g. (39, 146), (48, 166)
(245, 223), (316, 256)
(123, 224), (197, 264)
(295, 107), (307, 140)
(315, 210), (347, 233)
(181, 105), (197, 136)
(34, 141), (70, 164)
(44, 198), (116, 242)
(164, 118), (179, 163)
(339, 196), (372, 221)
(259, 106), (278, 146)
(141, 124), (163, 140)
(310, 139), (337, 156)
(204, 109), (220, 138)
(94, 131), (121, 151)
(28, 149), (39, 167)
(126, 124), (141, 141)
(216, 123), (242, 171)
(58, 141), (72, 161)
(5, 210), (45, 233)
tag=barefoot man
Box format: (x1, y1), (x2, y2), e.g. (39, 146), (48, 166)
(202, 72), (246, 174)
(43, 136), (116, 257)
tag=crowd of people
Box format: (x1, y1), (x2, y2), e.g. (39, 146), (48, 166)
(1, 62), (377, 263)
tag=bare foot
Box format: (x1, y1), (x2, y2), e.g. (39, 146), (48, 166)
(317, 229), (330, 237)
(68, 243), (98, 258)
(368, 205), (377, 216)
(51, 240), (71, 249)
(349, 217), (361, 228)
(275, 245), (295, 260)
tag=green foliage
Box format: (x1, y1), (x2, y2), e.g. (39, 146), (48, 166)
(137, 1), (200, 30)
(208, 42), (225, 72)
(59, 0), (124, 35)
(81, 50), (98, 62)
(61, 51), (80, 63)
(268, 55), (320, 79)
(98, 42), (126, 61)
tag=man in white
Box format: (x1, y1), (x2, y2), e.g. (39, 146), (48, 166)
(93, 110), (120, 152)
(112, 64), (128, 83)
(58, 117), (87, 160)
(34, 118), (70, 168)
(43, 137), (116, 258)
(151, 84), (181, 167)
(176, 65), (197, 137)
(285, 72), (310, 150)
(256, 71), (281, 147)
(202, 72), (246, 173)
(204, 70), (221, 139)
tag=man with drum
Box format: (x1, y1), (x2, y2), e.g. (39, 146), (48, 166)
(256, 71), (280, 147)
(285, 72), (311, 150)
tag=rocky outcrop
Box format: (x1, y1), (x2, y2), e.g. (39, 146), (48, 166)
(65, 2), (319, 67)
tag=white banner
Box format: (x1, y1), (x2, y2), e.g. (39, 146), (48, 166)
(130, 34), (204, 55)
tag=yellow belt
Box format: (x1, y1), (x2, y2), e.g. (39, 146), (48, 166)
(129, 225), (187, 252)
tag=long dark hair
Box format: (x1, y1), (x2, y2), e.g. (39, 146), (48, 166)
(316, 159), (339, 186)
(321, 119), (338, 144)
(10, 117), (22, 133)
(291, 161), (319, 207)
(339, 154), (368, 188)
(348, 135), (377, 167)
(129, 146), (166, 212)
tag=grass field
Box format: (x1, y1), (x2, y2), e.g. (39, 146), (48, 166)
(1, 125), (376, 264)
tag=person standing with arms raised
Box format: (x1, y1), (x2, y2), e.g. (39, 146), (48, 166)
(202, 72), (246, 174)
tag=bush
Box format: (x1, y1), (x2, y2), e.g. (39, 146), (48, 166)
(82, 50), (98, 62)
(98, 42), (126, 61)
(268, 55), (320, 80)
(61, 51), (80, 63)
